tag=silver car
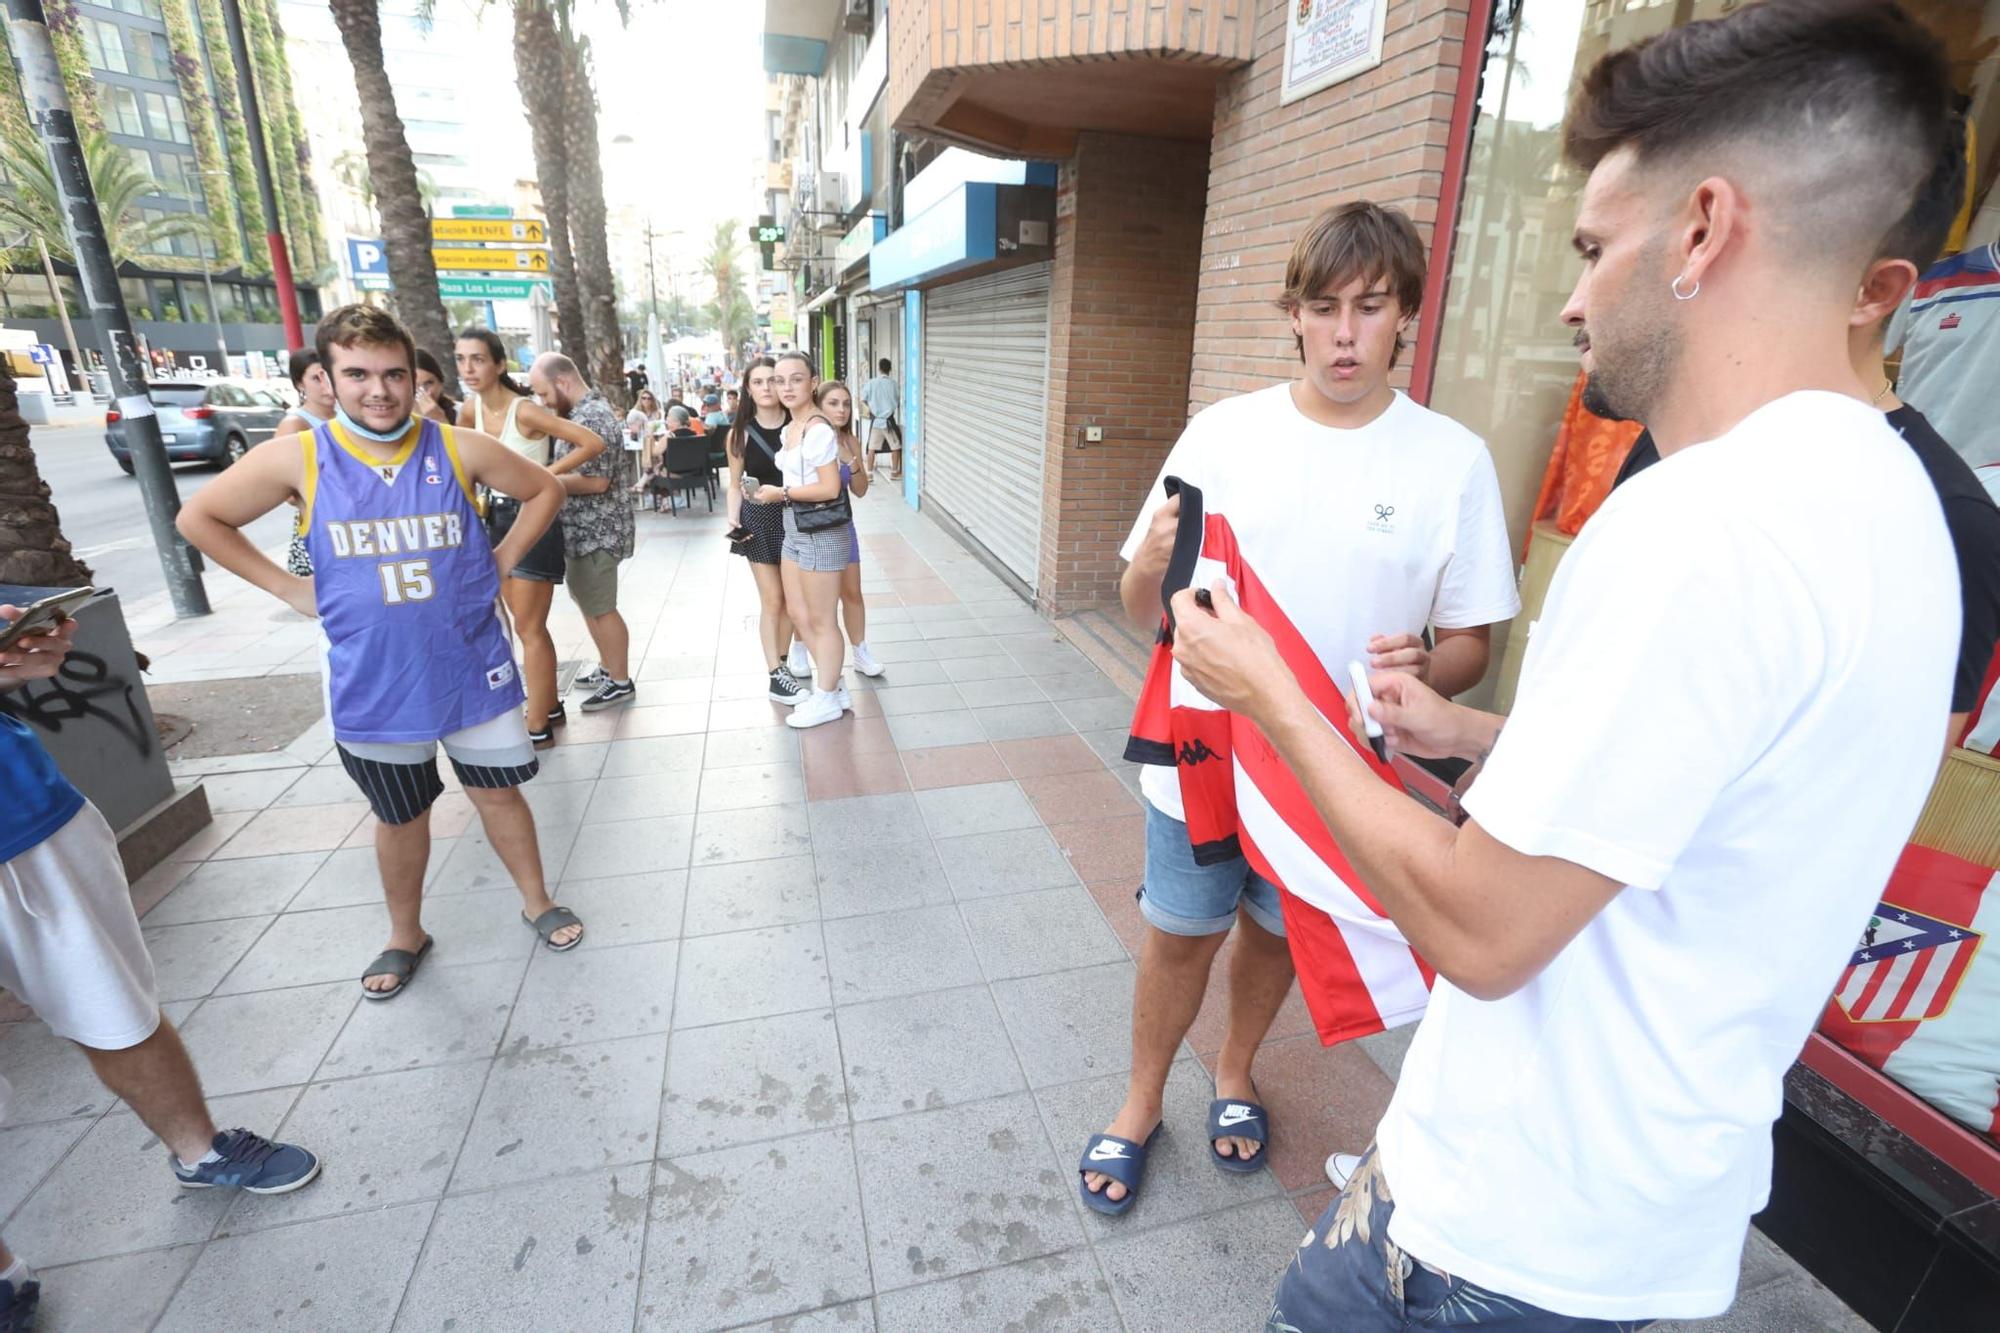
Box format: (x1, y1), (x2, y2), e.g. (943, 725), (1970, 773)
(104, 380), (292, 474)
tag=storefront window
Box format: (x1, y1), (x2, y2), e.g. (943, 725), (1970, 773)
(1429, 0), (2000, 1148)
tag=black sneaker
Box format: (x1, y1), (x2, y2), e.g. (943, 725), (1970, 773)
(528, 725), (556, 750)
(579, 678), (636, 712)
(767, 665), (806, 704)
(0, 1277), (39, 1333)
(574, 664), (609, 692)
(546, 702), (568, 728)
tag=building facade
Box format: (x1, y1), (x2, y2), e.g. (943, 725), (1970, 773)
(0, 0), (326, 380)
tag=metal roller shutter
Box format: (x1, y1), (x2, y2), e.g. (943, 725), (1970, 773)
(921, 264), (1051, 588)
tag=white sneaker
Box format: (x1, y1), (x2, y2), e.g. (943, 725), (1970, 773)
(786, 639), (812, 679)
(1325, 1152), (1362, 1189)
(785, 689), (843, 729)
(852, 641), (885, 677)
(834, 684), (852, 712)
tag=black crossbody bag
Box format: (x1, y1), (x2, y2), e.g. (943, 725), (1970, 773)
(750, 423), (852, 534)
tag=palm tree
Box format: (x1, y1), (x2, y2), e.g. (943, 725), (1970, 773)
(558, 29), (624, 406)
(512, 0), (583, 354)
(702, 221), (755, 367)
(0, 359), (90, 586)
(0, 127), (204, 268)
(327, 0), (454, 370)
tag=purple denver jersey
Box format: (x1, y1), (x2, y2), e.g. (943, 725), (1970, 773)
(303, 418), (522, 742)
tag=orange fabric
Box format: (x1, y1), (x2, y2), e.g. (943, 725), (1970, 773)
(1526, 371), (1645, 558)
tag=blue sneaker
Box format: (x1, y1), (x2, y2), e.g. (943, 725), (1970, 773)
(173, 1128), (320, 1195)
(0, 1277), (40, 1333)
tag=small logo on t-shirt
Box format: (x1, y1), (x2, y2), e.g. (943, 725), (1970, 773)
(424, 473), (443, 485)
(1366, 503), (1397, 535)
(1939, 313), (1962, 331)
(485, 663), (515, 690)
(1179, 737), (1221, 766)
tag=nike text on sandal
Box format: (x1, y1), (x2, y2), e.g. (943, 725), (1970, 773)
(1208, 1095), (1271, 1174)
(174, 1128), (321, 1194)
(523, 905), (585, 951)
(360, 935), (433, 1000)
(1077, 1123), (1163, 1217)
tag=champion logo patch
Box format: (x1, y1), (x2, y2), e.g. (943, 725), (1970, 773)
(424, 473), (444, 485)
(485, 663), (515, 690)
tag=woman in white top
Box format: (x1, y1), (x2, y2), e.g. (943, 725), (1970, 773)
(454, 327), (603, 747)
(748, 350), (853, 728)
(626, 388), (664, 471)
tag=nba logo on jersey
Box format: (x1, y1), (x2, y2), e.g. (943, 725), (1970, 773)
(424, 455), (443, 485)
(485, 662), (515, 690)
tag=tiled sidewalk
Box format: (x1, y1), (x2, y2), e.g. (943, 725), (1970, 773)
(2, 490), (1864, 1330)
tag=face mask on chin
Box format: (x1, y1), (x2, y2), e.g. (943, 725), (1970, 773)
(334, 402), (414, 443)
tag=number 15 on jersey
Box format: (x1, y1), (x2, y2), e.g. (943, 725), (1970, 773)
(379, 559), (435, 604)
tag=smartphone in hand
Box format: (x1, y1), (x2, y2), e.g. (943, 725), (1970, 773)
(0, 587), (94, 651)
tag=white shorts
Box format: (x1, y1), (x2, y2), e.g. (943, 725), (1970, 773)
(0, 802), (160, 1050)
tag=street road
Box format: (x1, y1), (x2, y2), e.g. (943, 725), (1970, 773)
(29, 420), (294, 605)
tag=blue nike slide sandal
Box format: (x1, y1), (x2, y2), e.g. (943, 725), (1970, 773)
(1077, 1123), (1163, 1217)
(1207, 1095), (1270, 1173)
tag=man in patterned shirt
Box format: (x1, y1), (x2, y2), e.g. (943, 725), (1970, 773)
(531, 353), (638, 711)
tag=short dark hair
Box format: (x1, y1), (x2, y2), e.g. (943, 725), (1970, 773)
(1277, 202), (1427, 362)
(286, 348), (319, 389)
(1880, 103), (1969, 270)
(878, 358), (891, 373)
(316, 304), (416, 376)
(1564, 1), (1951, 267)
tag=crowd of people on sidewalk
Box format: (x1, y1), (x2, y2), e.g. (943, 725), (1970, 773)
(1, 2), (1993, 1328)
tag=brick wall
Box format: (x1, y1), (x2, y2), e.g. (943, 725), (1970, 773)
(1036, 132), (1211, 614)
(1190, 0), (1473, 409)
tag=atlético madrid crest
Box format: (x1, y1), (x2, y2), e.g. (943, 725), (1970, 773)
(1831, 901), (1983, 1025)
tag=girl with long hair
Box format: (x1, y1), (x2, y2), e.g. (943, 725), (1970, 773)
(812, 380), (883, 678)
(750, 351), (853, 728)
(454, 327), (604, 747)
(413, 348), (459, 423)
(726, 357), (804, 703)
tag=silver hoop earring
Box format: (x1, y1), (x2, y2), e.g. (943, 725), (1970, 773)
(1671, 274), (1700, 301)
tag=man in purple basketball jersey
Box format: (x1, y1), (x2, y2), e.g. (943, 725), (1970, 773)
(182, 306), (588, 999)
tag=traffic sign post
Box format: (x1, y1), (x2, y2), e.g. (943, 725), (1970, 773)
(432, 247), (550, 273)
(431, 218), (548, 245)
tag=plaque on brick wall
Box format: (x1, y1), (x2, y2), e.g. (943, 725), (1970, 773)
(1282, 0), (1389, 105)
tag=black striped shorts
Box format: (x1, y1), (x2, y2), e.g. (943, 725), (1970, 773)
(335, 711), (539, 825)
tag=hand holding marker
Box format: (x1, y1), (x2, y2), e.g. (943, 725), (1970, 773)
(1347, 660), (1390, 763)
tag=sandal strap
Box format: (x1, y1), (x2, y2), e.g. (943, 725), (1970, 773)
(1208, 1097), (1270, 1146)
(361, 946), (423, 981)
(526, 906), (581, 939)
(1077, 1132), (1151, 1192)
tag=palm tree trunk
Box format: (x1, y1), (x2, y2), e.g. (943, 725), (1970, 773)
(559, 31), (624, 408)
(513, 0), (580, 355)
(0, 361), (91, 587)
(327, 0), (452, 370)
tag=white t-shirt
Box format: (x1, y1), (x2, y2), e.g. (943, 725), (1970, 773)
(1119, 384), (1520, 824)
(1378, 392), (1960, 1322)
(776, 421), (840, 491)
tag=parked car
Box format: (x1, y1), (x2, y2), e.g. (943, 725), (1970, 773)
(104, 381), (293, 474)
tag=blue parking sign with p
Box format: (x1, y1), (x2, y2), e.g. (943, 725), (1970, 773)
(347, 238), (389, 278)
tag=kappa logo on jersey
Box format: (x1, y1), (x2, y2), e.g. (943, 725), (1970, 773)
(485, 662), (516, 690)
(1832, 901), (1983, 1024)
(1179, 737), (1221, 766)
(1366, 502), (1396, 535)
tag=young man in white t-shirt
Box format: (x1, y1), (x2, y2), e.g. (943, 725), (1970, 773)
(1077, 202), (1519, 1215)
(1170, 5), (1961, 1328)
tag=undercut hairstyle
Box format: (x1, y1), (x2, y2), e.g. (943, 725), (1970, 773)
(1276, 202), (1427, 363)
(286, 348), (320, 389)
(727, 355), (779, 460)
(1563, 0), (1952, 273)
(316, 304), (416, 377)
(1880, 102), (1969, 270)
(456, 326), (527, 396)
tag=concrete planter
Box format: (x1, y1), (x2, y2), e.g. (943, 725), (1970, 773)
(0, 585), (202, 871)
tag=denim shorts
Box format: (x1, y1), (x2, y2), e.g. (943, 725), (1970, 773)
(1139, 802), (1286, 937)
(1269, 1146), (1657, 1332)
